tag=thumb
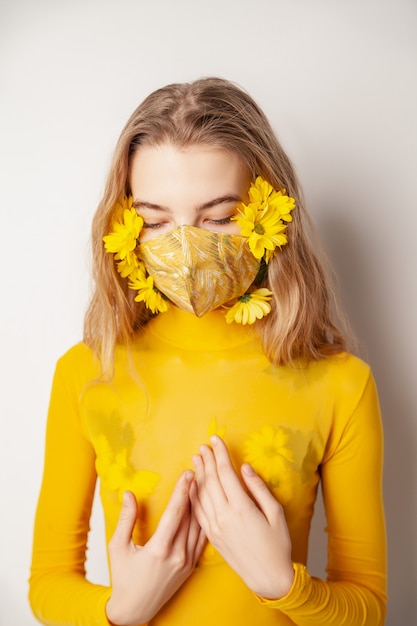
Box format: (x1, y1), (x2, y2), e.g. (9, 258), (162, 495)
(109, 490), (138, 549)
(241, 464), (281, 521)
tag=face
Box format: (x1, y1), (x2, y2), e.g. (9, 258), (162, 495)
(129, 143), (251, 242)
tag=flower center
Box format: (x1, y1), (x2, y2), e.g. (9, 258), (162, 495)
(254, 223), (265, 235)
(238, 293), (252, 303)
(264, 445), (279, 458)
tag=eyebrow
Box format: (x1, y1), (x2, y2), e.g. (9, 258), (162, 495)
(133, 194), (242, 213)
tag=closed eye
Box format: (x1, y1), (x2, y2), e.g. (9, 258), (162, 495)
(208, 215), (235, 225)
(142, 221), (164, 229)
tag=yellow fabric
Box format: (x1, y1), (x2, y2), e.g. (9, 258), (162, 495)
(29, 306), (387, 625)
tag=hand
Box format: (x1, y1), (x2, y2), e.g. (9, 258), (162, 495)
(106, 471), (206, 626)
(190, 436), (294, 600)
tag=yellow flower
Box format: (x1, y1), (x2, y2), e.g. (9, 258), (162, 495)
(233, 176), (295, 261)
(225, 288), (273, 325)
(248, 177), (295, 223)
(95, 434), (114, 478)
(103, 200), (143, 265)
(127, 470), (161, 502)
(111, 195), (134, 221)
(243, 425), (294, 488)
(236, 203), (288, 259)
(131, 275), (169, 314)
(107, 450), (129, 492)
(103, 200), (168, 316)
(125, 259), (147, 282)
(115, 254), (141, 278)
(94, 434), (160, 502)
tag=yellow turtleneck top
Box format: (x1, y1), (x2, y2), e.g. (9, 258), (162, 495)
(29, 307), (387, 625)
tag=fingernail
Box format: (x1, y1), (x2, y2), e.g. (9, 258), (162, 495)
(210, 435), (220, 445)
(242, 463), (255, 476)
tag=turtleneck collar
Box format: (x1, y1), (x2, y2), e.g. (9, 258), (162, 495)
(145, 305), (258, 351)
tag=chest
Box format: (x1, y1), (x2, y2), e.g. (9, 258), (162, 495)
(81, 349), (332, 519)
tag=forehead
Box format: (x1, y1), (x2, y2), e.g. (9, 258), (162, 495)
(129, 143), (250, 203)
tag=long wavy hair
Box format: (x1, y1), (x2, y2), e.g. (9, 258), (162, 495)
(84, 77), (352, 374)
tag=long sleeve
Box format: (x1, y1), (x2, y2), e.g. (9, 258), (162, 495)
(257, 370), (387, 625)
(29, 348), (112, 625)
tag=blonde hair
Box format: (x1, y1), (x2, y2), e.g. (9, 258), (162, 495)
(84, 77), (352, 374)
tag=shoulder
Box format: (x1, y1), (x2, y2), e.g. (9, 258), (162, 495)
(54, 342), (101, 382)
(307, 352), (375, 415)
(321, 352), (372, 392)
(57, 341), (96, 366)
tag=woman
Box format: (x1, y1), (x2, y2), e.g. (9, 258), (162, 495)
(29, 77), (386, 625)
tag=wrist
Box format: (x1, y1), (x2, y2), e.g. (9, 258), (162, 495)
(106, 597), (147, 626)
(256, 563), (295, 600)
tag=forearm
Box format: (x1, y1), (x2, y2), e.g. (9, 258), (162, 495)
(257, 563), (386, 626)
(29, 571), (112, 626)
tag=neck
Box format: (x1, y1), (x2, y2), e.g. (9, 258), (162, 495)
(145, 305), (258, 350)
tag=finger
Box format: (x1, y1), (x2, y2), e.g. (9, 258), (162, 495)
(189, 472), (209, 529)
(193, 526), (208, 564)
(241, 463), (282, 521)
(200, 443), (229, 505)
(192, 449), (225, 517)
(187, 485), (201, 542)
(210, 436), (246, 503)
(170, 492), (192, 547)
(187, 489), (207, 561)
(109, 490), (138, 549)
(152, 470), (194, 545)
(188, 478), (210, 529)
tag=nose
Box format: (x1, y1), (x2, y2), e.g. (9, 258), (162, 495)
(174, 209), (200, 228)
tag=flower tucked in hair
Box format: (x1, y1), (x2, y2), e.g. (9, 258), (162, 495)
(129, 273), (169, 314)
(233, 176), (295, 262)
(103, 197), (143, 266)
(223, 176), (295, 324)
(225, 288), (273, 325)
(104, 198), (168, 314)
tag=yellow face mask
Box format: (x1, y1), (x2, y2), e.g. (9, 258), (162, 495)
(139, 225), (260, 317)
